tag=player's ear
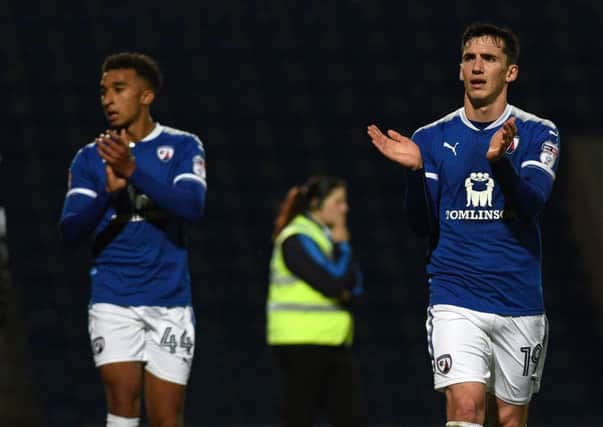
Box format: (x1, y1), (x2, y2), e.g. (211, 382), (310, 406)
(459, 64), (463, 81)
(140, 89), (155, 106)
(505, 64), (519, 83)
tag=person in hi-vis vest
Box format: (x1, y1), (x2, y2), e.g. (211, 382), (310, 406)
(267, 175), (366, 427)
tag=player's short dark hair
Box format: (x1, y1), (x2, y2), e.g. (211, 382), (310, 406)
(102, 52), (163, 93)
(461, 23), (520, 65)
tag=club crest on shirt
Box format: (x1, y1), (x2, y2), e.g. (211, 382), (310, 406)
(436, 354), (452, 374)
(157, 146), (174, 162)
(92, 336), (105, 355)
(540, 141), (559, 167)
(506, 136), (520, 154)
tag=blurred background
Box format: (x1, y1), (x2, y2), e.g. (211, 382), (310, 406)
(1, 1), (602, 426)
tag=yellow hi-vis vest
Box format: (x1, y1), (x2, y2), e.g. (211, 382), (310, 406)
(267, 214), (353, 346)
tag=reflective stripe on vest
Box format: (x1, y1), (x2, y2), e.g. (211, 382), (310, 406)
(268, 302), (348, 312)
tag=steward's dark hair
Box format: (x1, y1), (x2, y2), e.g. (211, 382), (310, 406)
(102, 52), (163, 93)
(272, 176), (346, 240)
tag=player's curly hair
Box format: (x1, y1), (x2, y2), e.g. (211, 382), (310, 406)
(272, 176), (347, 240)
(102, 52), (163, 93)
(462, 22), (520, 65)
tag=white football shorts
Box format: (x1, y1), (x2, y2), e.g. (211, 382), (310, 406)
(426, 304), (549, 405)
(88, 303), (196, 385)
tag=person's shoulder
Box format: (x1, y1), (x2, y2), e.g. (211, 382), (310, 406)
(159, 125), (205, 148)
(412, 107), (463, 139)
(510, 105), (558, 133)
(71, 139), (98, 162)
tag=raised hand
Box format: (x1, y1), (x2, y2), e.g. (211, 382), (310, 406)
(97, 129), (136, 178)
(367, 124), (423, 170)
(487, 117), (517, 162)
(104, 164), (127, 193)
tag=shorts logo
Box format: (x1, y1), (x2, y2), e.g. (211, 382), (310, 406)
(157, 146), (174, 162)
(436, 354), (452, 374)
(92, 336), (105, 355)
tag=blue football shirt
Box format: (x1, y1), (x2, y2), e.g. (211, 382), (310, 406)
(411, 105), (559, 315)
(61, 124), (207, 307)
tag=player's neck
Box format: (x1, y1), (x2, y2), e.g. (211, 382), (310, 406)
(463, 92), (508, 123)
(126, 115), (156, 142)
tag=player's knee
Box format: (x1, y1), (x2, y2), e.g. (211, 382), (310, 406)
(495, 402), (528, 427)
(448, 397), (483, 424)
(106, 390), (141, 417)
(148, 415), (181, 427)
(497, 415), (526, 427)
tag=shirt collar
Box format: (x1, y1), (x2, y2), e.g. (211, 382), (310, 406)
(459, 104), (513, 131)
(139, 123), (163, 142)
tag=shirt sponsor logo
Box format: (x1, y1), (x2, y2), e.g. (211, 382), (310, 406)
(465, 172), (494, 208)
(445, 172), (515, 221)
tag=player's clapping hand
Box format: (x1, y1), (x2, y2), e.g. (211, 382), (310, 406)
(487, 117), (517, 162)
(367, 124), (423, 171)
(104, 164), (127, 193)
(97, 129), (136, 178)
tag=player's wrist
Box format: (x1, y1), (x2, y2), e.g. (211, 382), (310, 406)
(123, 157), (137, 178)
(410, 161), (424, 171)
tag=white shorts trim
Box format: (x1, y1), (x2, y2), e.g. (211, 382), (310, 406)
(88, 303), (196, 385)
(426, 304), (548, 405)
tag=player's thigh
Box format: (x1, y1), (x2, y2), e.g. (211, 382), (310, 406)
(490, 314), (548, 405)
(426, 305), (493, 390)
(144, 370), (186, 426)
(99, 361), (144, 416)
(445, 382), (487, 423)
(143, 306), (196, 386)
(88, 303), (146, 366)
(89, 304), (147, 415)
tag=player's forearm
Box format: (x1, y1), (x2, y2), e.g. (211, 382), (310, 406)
(490, 156), (548, 218)
(405, 169), (436, 236)
(129, 167), (206, 223)
(59, 192), (110, 245)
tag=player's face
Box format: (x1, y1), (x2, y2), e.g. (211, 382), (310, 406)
(460, 36), (518, 107)
(100, 69), (152, 129)
(315, 187), (349, 228)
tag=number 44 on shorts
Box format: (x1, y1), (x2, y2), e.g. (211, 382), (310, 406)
(160, 327), (194, 355)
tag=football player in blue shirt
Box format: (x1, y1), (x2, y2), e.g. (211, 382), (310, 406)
(60, 52), (206, 427)
(368, 23), (558, 427)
